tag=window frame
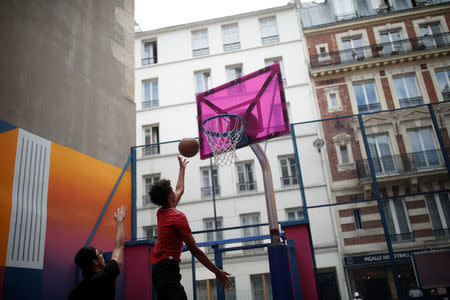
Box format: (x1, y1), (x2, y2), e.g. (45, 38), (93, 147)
(240, 213), (261, 246)
(279, 155), (298, 187)
(142, 40), (157, 66)
(143, 173), (160, 206)
(259, 16), (279, 45)
(434, 68), (450, 101)
(285, 207), (304, 221)
(142, 79), (159, 109)
(425, 192), (450, 237)
(382, 198), (413, 243)
(236, 161), (257, 192)
(143, 125), (160, 156)
(195, 70), (212, 94)
(265, 57), (285, 85)
(222, 23), (240, 51)
(392, 74), (422, 108)
(200, 167), (220, 198)
(192, 29), (210, 56)
(352, 81), (381, 113)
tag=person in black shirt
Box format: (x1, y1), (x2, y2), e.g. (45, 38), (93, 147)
(69, 206), (127, 300)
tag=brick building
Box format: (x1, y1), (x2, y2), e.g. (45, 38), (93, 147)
(300, 0), (450, 298)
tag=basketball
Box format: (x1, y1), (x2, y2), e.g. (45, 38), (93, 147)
(178, 138), (199, 157)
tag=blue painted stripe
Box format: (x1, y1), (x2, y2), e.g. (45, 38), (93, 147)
(85, 154), (132, 246)
(0, 120), (16, 133)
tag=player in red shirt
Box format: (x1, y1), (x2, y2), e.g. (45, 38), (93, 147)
(149, 156), (232, 299)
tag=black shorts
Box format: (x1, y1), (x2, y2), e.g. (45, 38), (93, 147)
(152, 259), (187, 300)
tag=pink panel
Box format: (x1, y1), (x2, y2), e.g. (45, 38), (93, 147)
(196, 63), (290, 159)
(124, 243), (153, 300)
(284, 224), (318, 300)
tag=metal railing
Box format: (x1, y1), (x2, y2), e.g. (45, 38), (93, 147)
(192, 47), (209, 56)
(433, 228), (450, 237)
(399, 96), (423, 108)
(390, 232), (414, 243)
(356, 149), (447, 179)
(141, 57), (156, 65)
(310, 32), (450, 69)
(237, 181), (257, 192)
(357, 102), (382, 113)
(201, 186), (221, 198)
(141, 99), (159, 109)
(144, 145), (160, 156)
(261, 35), (279, 45)
(280, 176), (298, 187)
(442, 91), (450, 101)
(223, 42), (240, 51)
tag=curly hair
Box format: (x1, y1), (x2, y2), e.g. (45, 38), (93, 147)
(74, 246), (97, 277)
(149, 179), (173, 206)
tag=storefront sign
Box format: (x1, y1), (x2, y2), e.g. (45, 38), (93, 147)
(344, 252), (411, 266)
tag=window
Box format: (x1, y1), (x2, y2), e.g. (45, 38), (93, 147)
(201, 167), (220, 198)
(143, 225), (157, 240)
(286, 207), (304, 221)
(241, 213), (260, 246)
(259, 17), (279, 45)
(236, 162), (256, 192)
(353, 209), (363, 229)
(382, 198), (412, 243)
(367, 134), (396, 175)
(192, 29), (209, 56)
(425, 193), (450, 237)
(251, 273), (272, 300)
(342, 36), (365, 62)
(222, 23), (240, 51)
(329, 93), (338, 108)
(142, 80), (158, 108)
(419, 23), (446, 49)
(380, 31), (403, 56)
(279, 156), (298, 187)
(143, 125), (159, 155)
(317, 268), (341, 300)
(196, 277), (236, 300)
(203, 218), (223, 253)
(340, 145), (349, 164)
(393, 74), (422, 107)
(226, 65), (242, 81)
(195, 70), (211, 94)
(143, 174), (160, 205)
(353, 81), (381, 113)
(435, 69), (450, 101)
(407, 127), (441, 170)
(315, 43), (330, 62)
(142, 41), (157, 65)
(265, 57), (285, 85)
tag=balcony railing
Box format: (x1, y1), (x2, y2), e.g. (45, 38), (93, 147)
(192, 47), (209, 56)
(399, 96), (423, 108)
(144, 145), (160, 156)
(391, 232), (414, 243)
(142, 99), (159, 109)
(433, 228), (450, 237)
(261, 35), (279, 45)
(141, 57), (156, 65)
(201, 186), (221, 198)
(237, 181), (257, 192)
(280, 176), (298, 187)
(356, 149), (447, 179)
(223, 42), (240, 51)
(310, 32), (450, 69)
(357, 102), (382, 113)
(442, 91), (450, 101)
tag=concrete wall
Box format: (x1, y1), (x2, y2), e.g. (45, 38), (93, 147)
(0, 0), (135, 168)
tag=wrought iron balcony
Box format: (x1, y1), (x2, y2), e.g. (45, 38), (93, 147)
(192, 47), (209, 56)
(223, 42), (240, 51)
(357, 102), (382, 113)
(310, 32), (450, 69)
(399, 96), (423, 108)
(356, 149), (447, 179)
(261, 35), (279, 45)
(391, 232), (414, 244)
(141, 57), (156, 65)
(280, 176), (298, 187)
(433, 228), (450, 237)
(144, 145), (160, 156)
(201, 186), (221, 198)
(237, 181), (257, 192)
(141, 99), (159, 109)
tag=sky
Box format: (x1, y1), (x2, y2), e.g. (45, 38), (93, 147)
(135, 0), (292, 31)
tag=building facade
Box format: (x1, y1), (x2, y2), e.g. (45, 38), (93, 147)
(135, 4), (348, 299)
(300, 0), (450, 298)
(0, 0), (135, 168)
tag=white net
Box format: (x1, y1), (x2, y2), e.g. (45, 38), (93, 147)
(202, 114), (246, 166)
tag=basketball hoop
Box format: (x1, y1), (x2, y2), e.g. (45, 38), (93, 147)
(202, 114), (246, 166)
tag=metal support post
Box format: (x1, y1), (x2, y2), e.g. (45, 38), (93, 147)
(132, 147), (137, 240)
(358, 115), (402, 298)
(250, 143), (280, 244)
(214, 245), (225, 300)
(210, 158), (218, 230)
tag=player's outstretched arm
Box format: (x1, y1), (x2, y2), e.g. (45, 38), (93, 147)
(183, 233), (232, 290)
(111, 205), (127, 267)
(174, 156), (188, 207)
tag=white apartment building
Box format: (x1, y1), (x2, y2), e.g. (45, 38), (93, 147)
(135, 4), (348, 299)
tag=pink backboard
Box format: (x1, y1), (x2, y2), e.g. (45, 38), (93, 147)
(196, 63), (290, 160)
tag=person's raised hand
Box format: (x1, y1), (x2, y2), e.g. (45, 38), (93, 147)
(114, 205), (127, 223)
(177, 156), (189, 169)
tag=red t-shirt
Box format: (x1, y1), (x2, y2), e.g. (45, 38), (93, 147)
(149, 208), (192, 264)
